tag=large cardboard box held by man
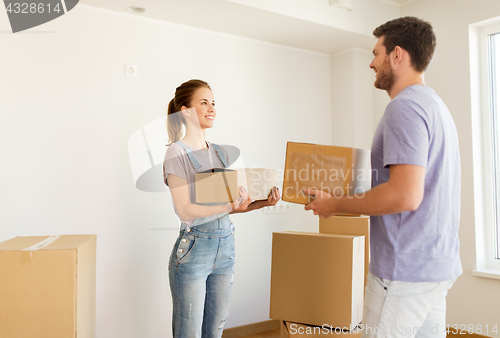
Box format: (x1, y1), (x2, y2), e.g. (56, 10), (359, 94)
(319, 216), (370, 289)
(270, 231), (364, 329)
(195, 168), (280, 203)
(282, 142), (371, 205)
(281, 321), (362, 338)
(0, 235), (97, 338)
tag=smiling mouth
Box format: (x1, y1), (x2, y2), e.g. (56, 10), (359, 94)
(205, 115), (214, 120)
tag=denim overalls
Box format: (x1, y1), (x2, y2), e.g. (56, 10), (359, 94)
(168, 141), (235, 338)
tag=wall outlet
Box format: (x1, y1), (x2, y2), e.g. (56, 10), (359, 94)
(262, 202), (291, 214)
(125, 64), (138, 77)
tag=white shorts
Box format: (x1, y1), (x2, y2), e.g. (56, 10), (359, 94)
(361, 272), (456, 338)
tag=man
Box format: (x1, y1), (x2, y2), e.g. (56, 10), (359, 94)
(305, 17), (462, 338)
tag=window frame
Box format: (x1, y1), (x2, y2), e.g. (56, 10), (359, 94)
(489, 31), (500, 261)
(471, 20), (500, 276)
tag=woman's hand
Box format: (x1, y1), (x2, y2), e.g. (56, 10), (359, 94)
(230, 187), (252, 212)
(250, 187), (281, 210)
(259, 186), (280, 208)
(229, 186), (281, 214)
(244, 186), (282, 213)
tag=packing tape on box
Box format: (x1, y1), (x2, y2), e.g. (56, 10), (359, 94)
(20, 235), (61, 263)
(22, 235), (61, 251)
(220, 171), (234, 202)
(20, 252), (34, 264)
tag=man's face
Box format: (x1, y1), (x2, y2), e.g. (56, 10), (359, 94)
(370, 36), (395, 91)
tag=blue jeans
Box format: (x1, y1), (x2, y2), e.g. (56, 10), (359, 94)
(169, 215), (235, 338)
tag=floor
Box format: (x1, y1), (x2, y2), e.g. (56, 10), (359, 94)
(241, 327), (470, 338)
(241, 329), (280, 338)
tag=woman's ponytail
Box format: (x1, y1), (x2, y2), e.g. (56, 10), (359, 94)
(166, 98), (184, 145)
(166, 79), (211, 146)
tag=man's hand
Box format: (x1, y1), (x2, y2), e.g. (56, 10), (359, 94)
(303, 188), (337, 218)
(302, 164), (425, 217)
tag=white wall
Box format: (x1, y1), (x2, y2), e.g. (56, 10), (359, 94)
(331, 50), (355, 147)
(331, 48), (389, 150)
(0, 5), (331, 337)
(401, 1), (500, 336)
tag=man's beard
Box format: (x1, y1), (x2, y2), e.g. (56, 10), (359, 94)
(374, 57), (395, 91)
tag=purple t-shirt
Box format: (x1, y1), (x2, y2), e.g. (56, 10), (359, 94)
(370, 85), (462, 282)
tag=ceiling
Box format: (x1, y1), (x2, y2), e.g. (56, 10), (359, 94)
(389, 0), (417, 3)
(79, 0), (415, 55)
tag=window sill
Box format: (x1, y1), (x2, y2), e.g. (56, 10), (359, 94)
(472, 268), (500, 280)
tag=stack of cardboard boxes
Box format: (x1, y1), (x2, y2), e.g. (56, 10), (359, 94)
(271, 216), (369, 337)
(271, 142), (371, 337)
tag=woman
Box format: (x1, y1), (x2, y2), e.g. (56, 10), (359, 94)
(163, 79), (280, 338)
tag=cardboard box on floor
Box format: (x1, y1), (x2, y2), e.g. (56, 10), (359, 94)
(319, 216), (370, 289)
(0, 235), (97, 338)
(281, 321), (362, 338)
(282, 142), (371, 205)
(270, 231), (364, 329)
(195, 168), (280, 203)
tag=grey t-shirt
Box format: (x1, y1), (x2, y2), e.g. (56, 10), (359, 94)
(370, 85), (462, 282)
(163, 140), (229, 228)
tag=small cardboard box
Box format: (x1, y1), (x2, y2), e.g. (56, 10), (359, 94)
(0, 235), (97, 338)
(282, 142), (371, 204)
(319, 216), (370, 289)
(281, 321), (362, 337)
(195, 168), (280, 203)
(195, 168), (239, 203)
(270, 231), (364, 329)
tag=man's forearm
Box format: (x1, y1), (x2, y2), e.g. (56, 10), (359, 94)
(333, 181), (420, 216)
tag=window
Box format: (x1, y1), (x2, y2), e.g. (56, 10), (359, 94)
(470, 19), (500, 277)
(489, 32), (500, 260)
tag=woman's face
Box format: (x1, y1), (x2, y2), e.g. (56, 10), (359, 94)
(184, 87), (216, 129)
